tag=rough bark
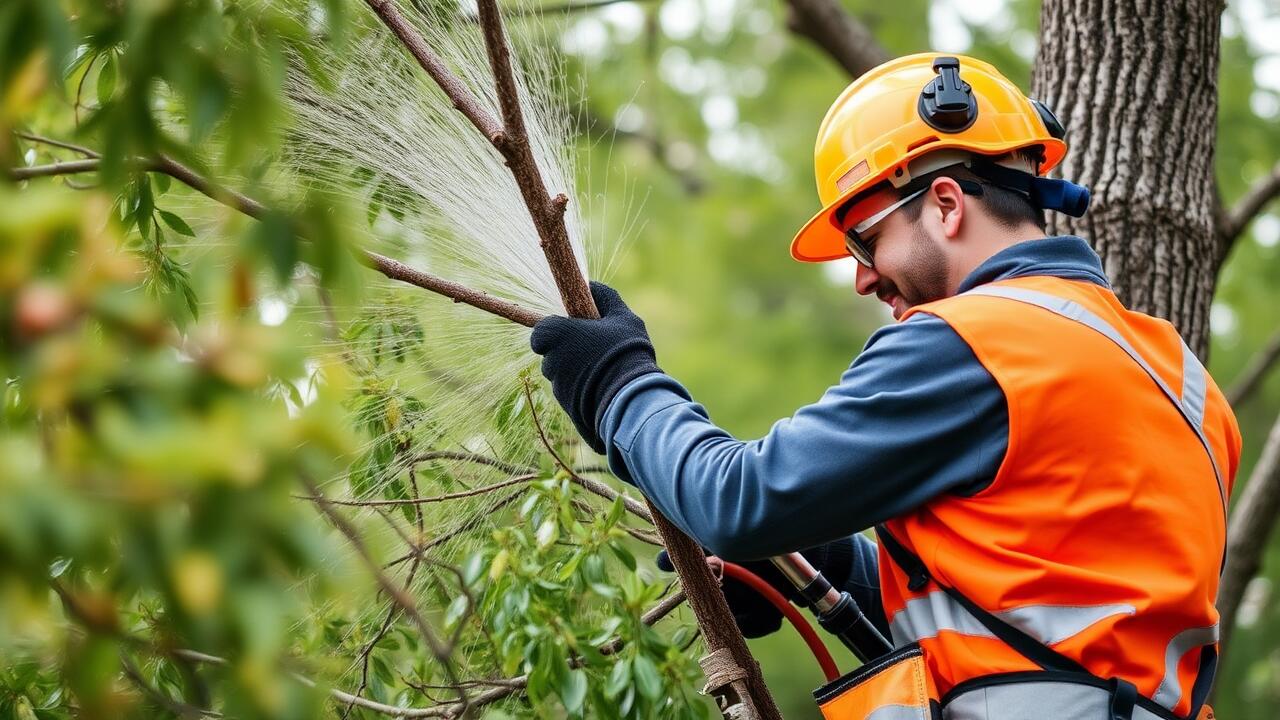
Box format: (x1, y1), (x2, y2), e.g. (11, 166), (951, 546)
(1031, 0), (1224, 359)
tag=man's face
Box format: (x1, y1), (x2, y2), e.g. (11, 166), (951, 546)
(851, 203), (952, 320)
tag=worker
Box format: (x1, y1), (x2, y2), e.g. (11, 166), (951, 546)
(530, 53), (1241, 720)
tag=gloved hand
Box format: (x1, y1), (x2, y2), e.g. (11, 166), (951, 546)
(656, 538), (857, 639)
(529, 282), (660, 454)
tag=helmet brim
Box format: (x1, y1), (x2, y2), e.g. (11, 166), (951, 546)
(790, 138), (1067, 263)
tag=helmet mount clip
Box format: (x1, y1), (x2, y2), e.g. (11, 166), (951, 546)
(918, 56), (978, 132)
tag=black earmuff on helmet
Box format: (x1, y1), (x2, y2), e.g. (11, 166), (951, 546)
(918, 57), (978, 133)
(1030, 99), (1066, 139)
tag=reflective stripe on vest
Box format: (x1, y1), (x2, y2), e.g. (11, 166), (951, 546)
(889, 591), (1135, 647)
(1151, 624), (1219, 710)
(944, 680), (1179, 720)
(881, 277), (1237, 717)
(866, 706), (927, 720)
(889, 588), (1217, 713)
(963, 285), (1225, 514)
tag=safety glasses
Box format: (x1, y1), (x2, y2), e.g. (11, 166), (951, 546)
(840, 179), (985, 268)
(842, 188), (927, 268)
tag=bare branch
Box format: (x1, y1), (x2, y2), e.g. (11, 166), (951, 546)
(362, 252), (544, 326)
(303, 476), (471, 715)
(781, 0), (889, 78)
(362, 0), (504, 142)
(1226, 328), (1280, 407)
(475, 0), (598, 319)
(1220, 161), (1280, 243)
(171, 589), (687, 719)
(1218, 411), (1280, 651)
(384, 490), (526, 570)
(462, 0), (652, 21)
(15, 131), (100, 157)
(297, 473), (539, 507)
(121, 653), (221, 719)
(9, 158), (103, 180)
(8, 152), (545, 327)
(412, 450), (531, 476)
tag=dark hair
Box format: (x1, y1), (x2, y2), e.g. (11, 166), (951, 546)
(900, 149), (1046, 230)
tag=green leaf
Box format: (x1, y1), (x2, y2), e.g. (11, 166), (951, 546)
(251, 211), (298, 285)
(444, 594), (469, 628)
(608, 541), (636, 572)
(604, 657), (631, 699)
(536, 518), (559, 550)
(558, 669), (588, 715)
(157, 210), (194, 237)
(152, 173), (171, 195)
(632, 655), (663, 701)
(96, 52), (116, 104)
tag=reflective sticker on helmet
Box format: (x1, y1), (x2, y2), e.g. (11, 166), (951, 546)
(836, 160), (869, 193)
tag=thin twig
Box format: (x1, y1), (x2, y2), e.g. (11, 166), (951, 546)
(412, 450), (531, 476)
(10, 158), (102, 179)
(1221, 160), (1280, 243)
(168, 588), (687, 718)
(474, 0), (598, 319)
(8, 151), (545, 327)
(296, 473), (539, 507)
(303, 476), (472, 716)
(383, 490), (525, 570)
(1226, 328), (1280, 407)
(15, 131), (101, 157)
(121, 654), (221, 719)
(362, 0), (504, 142)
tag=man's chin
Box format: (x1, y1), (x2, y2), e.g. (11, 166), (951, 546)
(886, 295), (909, 320)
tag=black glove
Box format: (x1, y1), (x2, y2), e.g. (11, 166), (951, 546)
(656, 538), (857, 639)
(529, 282), (660, 454)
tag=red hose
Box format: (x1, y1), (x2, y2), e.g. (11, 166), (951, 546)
(720, 562), (841, 682)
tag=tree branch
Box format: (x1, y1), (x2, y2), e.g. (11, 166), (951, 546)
(518, 382), (777, 718)
(362, 0), (504, 143)
(1226, 328), (1280, 407)
(781, 0), (889, 78)
(1218, 410), (1280, 652)
(303, 476), (472, 715)
(15, 131), (101, 157)
(170, 589), (687, 718)
(475, 0), (597, 320)
(10, 158), (103, 179)
(1220, 160), (1280, 244)
(297, 472), (538, 507)
(9, 153), (545, 327)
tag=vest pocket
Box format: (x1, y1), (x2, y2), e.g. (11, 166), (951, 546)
(813, 642), (940, 720)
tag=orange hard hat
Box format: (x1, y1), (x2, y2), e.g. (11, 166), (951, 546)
(791, 53), (1069, 263)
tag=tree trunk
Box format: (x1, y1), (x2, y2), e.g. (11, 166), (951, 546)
(1032, 0), (1224, 359)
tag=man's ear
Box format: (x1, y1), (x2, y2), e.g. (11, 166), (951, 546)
(929, 177), (966, 239)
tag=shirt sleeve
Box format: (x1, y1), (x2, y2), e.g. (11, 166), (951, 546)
(598, 312), (1008, 561)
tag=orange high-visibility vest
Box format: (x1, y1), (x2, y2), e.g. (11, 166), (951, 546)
(880, 275), (1241, 717)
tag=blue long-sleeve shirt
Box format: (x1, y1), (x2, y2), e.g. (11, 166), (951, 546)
(601, 236), (1110, 623)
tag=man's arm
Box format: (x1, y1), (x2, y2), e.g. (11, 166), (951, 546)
(599, 313), (1008, 560)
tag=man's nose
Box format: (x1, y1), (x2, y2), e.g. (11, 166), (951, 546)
(854, 262), (879, 296)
